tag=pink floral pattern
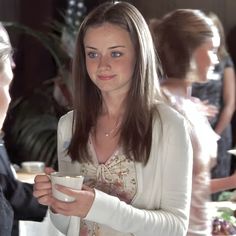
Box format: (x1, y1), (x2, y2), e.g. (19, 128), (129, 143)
(79, 143), (137, 236)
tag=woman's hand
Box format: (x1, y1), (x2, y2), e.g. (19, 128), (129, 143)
(198, 100), (219, 118)
(33, 167), (55, 206)
(192, 98), (219, 119)
(50, 184), (95, 218)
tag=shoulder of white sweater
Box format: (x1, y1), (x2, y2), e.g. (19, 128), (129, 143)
(57, 110), (74, 135)
(60, 110), (73, 121)
(58, 110), (73, 124)
(156, 102), (186, 126)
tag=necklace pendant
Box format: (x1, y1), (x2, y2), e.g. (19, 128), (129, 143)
(103, 118), (121, 137)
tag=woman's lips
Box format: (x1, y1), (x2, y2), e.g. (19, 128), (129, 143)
(97, 75), (115, 80)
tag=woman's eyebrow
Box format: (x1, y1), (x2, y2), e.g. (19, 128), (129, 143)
(85, 45), (126, 50)
(85, 46), (97, 50)
(109, 45), (126, 49)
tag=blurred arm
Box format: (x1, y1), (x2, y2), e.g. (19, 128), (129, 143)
(215, 67), (235, 135)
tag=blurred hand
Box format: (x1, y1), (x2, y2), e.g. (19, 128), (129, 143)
(33, 167), (55, 206)
(195, 99), (219, 119)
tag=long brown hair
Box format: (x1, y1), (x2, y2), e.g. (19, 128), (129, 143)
(68, 1), (163, 164)
(150, 9), (215, 80)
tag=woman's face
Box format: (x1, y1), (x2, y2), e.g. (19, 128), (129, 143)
(84, 22), (136, 97)
(193, 36), (219, 82)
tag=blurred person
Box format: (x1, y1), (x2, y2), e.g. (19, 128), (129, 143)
(150, 9), (236, 236)
(0, 23), (47, 236)
(33, 2), (193, 236)
(191, 12), (236, 201)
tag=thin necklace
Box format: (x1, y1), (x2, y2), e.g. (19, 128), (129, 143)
(104, 119), (121, 137)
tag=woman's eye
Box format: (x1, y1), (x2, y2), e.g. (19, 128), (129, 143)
(87, 52), (98, 58)
(111, 51), (122, 58)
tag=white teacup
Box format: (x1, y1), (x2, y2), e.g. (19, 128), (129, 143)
(50, 172), (84, 202)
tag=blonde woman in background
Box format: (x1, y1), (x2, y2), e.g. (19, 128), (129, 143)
(150, 9), (236, 236)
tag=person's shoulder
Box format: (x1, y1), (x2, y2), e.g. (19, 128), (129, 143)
(156, 102), (185, 124)
(153, 103), (189, 139)
(153, 103), (192, 144)
(60, 110), (73, 120)
(58, 110), (74, 128)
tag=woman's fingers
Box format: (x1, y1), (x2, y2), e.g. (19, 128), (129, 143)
(49, 186), (95, 218)
(37, 194), (54, 206)
(82, 184), (93, 191)
(33, 173), (53, 206)
(33, 187), (52, 198)
(34, 174), (50, 183)
(44, 167), (55, 175)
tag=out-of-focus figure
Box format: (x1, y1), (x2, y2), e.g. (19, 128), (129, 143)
(150, 9), (236, 236)
(192, 12), (236, 201)
(0, 23), (47, 236)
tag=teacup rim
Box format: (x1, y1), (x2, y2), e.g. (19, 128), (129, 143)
(50, 172), (83, 178)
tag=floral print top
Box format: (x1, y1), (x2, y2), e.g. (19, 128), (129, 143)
(79, 137), (137, 236)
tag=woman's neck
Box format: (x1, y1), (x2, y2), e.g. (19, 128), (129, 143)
(161, 78), (192, 98)
(101, 93), (126, 119)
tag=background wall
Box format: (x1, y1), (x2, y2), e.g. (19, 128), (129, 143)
(134, 0), (236, 35)
(0, 0), (67, 99)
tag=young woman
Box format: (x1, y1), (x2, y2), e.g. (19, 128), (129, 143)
(150, 9), (236, 236)
(33, 2), (193, 236)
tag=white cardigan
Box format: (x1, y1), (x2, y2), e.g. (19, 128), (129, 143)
(50, 103), (193, 236)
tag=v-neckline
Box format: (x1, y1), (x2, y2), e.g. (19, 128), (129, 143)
(89, 135), (120, 165)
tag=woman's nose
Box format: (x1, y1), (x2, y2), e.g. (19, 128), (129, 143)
(98, 55), (110, 70)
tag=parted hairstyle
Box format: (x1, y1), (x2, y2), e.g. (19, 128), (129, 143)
(68, 1), (163, 164)
(150, 9), (215, 80)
